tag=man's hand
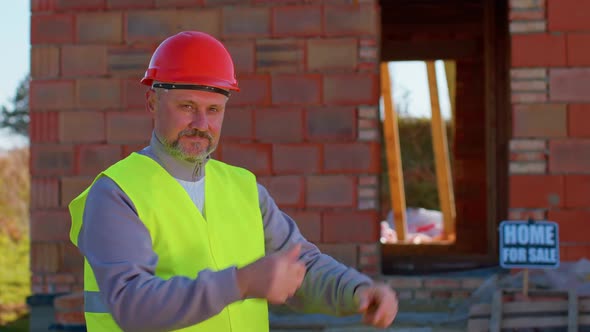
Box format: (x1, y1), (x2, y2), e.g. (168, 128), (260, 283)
(355, 283), (398, 328)
(236, 244), (306, 304)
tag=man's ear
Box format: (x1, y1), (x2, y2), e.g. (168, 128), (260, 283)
(146, 89), (157, 113)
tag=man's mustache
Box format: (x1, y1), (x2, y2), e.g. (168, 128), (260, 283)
(178, 129), (213, 142)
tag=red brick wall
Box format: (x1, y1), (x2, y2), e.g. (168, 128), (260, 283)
(509, 0), (590, 261)
(29, 0), (381, 293)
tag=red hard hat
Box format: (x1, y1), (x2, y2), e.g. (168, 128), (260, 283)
(141, 31), (239, 93)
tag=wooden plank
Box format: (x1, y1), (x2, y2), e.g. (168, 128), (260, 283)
(502, 316), (568, 329)
(381, 40), (480, 61)
(426, 61), (456, 240)
(490, 289), (502, 332)
(380, 62), (408, 241)
(443, 60), (456, 133)
(467, 318), (489, 332)
(470, 300), (569, 316)
(568, 289), (578, 332)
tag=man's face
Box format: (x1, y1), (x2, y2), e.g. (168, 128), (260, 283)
(148, 87), (228, 163)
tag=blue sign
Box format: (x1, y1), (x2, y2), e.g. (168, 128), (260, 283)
(499, 220), (559, 269)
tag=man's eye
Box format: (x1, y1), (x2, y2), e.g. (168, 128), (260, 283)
(209, 107), (218, 112)
(181, 104), (193, 110)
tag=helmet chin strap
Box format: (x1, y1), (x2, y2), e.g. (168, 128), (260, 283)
(152, 82), (231, 97)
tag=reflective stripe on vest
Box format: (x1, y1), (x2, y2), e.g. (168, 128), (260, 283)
(69, 153), (269, 332)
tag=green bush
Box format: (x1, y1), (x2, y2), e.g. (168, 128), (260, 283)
(0, 148), (30, 326)
(380, 117), (454, 213)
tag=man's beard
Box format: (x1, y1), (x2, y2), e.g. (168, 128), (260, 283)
(162, 128), (216, 163)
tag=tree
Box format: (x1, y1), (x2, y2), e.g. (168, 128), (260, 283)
(0, 74), (30, 137)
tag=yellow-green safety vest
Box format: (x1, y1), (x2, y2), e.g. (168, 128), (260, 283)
(69, 152), (269, 331)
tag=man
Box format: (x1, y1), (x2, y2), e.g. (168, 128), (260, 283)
(69, 31), (398, 332)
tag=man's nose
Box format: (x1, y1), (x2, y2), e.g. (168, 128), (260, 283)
(189, 110), (208, 131)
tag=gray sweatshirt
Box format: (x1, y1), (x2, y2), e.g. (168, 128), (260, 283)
(77, 133), (373, 332)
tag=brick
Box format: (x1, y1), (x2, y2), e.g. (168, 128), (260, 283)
(306, 175), (355, 207)
(30, 80), (75, 111)
(561, 245), (590, 261)
(204, 0), (241, 4)
(323, 210), (378, 243)
(31, 14), (74, 44)
(56, 0), (105, 10)
(569, 104), (590, 137)
(221, 108), (253, 140)
(510, 80), (547, 92)
(222, 7), (270, 37)
(283, 210), (321, 243)
(54, 292), (83, 312)
(76, 145), (122, 176)
(550, 139), (590, 173)
(548, 0), (590, 32)
(324, 74), (378, 105)
(510, 151), (546, 161)
(31, 242), (60, 273)
(228, 75), (271, 106)
(510, 68), (547, 80)
(123, 144), (147, 157)
(510, 0), (544, 9)
(306, 107), (356, 141)
(77, 12), (123, 43)
(59, 112), (105, 143)
(76, 79), (122, 109)
(307, 38), (357, 71)
(107, 0), (154, 9)
(550, 68), (590, 102)
(508, 208), (546, 220)
(32, 0), (57, 12)
(567, 33), (590, 66)
(47, 274), (76, 286)
(31, 177), (59, 209)
(272, 74), (321, 105)
(564, 175), (590, 208)
(509, 10), (546, 21)
(509, 21), (546, 33)
(30, 112), (59, 143)
(387, 277), (422, 289)
(509, 161), (546, 174)
(325, 4), (377, 36)
(55, 312), (85, 326)
(359, 254), (378, 266)
(31, 210), (71, 242)
(61, 242), (84, 272)
(358, 187), (377, 199)
(255, 108), (303, 142)
(156, 0), (201, 7)
(123, 79), (149, 109)
(272, 6), (322, 37)
(31, 46), (60, 79)
(460, 278), (485, 290)
(548, 210), (590, 243)
(359, 175), (378, 186)
(107, 112), (153, 143)
(358, 119), (379, 130)
(510, 139), (547, 151)
(317, 244), (357, 267)
(221, 143), (272, 175)
(359, 243), (378, 255)
(357, 198), (377, 210)
(424, 278), (461, 289)
(511, 34), (566, 67)
(108, 47), (152, 77)
(324, 143), (380, 173)
(512, 104), (566, 137)
(272, 144), (321, 174)
(397, 290), (413, 300)
(256, 39), (304, 72)
(510, 175), (564, 208)
(61, 45), (108, 77)
(31, 144), (74, 176)
(127, 9), (221, 42)
(258, 176), (304, 208)
(511, 92), (547, 103)
(225, 40), (255, 73)
(61, 177), (93, 207)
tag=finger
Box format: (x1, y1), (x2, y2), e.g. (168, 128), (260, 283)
(285, 243), (302, 261)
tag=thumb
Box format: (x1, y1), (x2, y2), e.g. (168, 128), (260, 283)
(357, 289), (370, 312)
(285, 243), (302, 261)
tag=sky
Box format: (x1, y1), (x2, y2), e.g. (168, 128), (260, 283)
(0, 1), (29, 151)
(0, 2), (450, 151)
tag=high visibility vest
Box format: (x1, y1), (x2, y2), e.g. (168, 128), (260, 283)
(69, 153), (269, 332)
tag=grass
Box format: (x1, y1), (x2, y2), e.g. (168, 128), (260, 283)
(0, 148), (30, 328)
